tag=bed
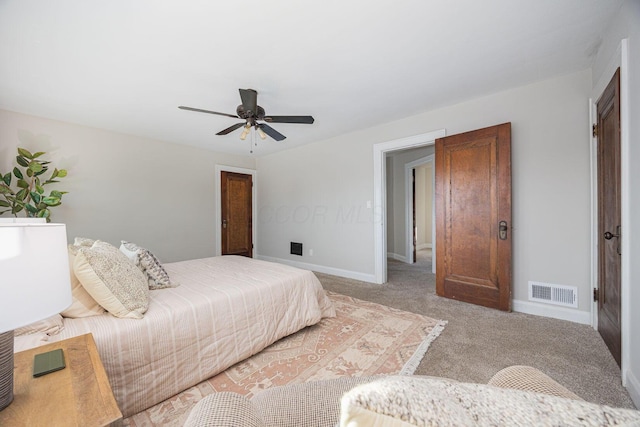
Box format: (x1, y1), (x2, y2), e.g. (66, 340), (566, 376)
(15, 255), (335, 418)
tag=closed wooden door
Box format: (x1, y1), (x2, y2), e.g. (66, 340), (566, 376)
(435, 123), (512, 311)
(221, 171), (253, 257)
(596, 68), (621, 366)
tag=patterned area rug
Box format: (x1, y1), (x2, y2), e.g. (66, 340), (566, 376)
(125, 292), (446, 426)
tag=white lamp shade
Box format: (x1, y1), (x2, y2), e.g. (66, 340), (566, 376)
(0, 223), (72, 333)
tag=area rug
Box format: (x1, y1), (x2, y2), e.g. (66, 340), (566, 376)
(124, 292), (447, 426)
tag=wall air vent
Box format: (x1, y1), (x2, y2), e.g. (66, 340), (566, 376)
(528, 281), (578, 308)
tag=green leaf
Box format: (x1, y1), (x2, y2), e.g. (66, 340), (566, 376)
(13, 167), (23, 179)
(57, 169), (67, 178)
(50, 190), (63, 198)
(0, 200), (10, 208)
(50, 169), (59, 179)
(16, 188), (27, 201)
(2, 173), (10, 186)
(17, 148), (34, 159)
(30, 192), (41, 204)
(37, 208), (51, 218)
(32, 151), (46, 159)
(16, 156), (29, 167)
(24, 203), (38, 214)
(28, 161), (43, 173)
(0, 184), (12, 195)
(12, 204), (24, 214)
(34, 169), (47, 177)
(44, 180), (59, 184)
(42, 196), (61, 206)
(26, 168), (33, 178)
(36, 184), (45, 194)
(16, 179), (29, 189)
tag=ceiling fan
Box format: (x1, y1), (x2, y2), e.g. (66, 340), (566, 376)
(178, 89), (314, 141)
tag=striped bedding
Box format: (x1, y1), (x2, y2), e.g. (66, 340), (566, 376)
(40, 256), (335, 417)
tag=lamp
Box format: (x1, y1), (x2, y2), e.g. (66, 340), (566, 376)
(239, 124), (251, 140)
(0, 223), (72, 411)
(256, 126), (267, 140)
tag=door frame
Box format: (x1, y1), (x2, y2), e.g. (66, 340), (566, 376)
(404, 154), (435, 273)
(215, 165), (257, 257)
(373, 129), (446, 284)
(589, 39), (630, 384)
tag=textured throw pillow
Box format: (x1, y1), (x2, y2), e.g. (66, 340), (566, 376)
(74, 240), (149, 319)
(60, 245), (106, 318)
(120, 241), (177, 290)
(15, 314), (64, 336)
(339, 376), (640, 427)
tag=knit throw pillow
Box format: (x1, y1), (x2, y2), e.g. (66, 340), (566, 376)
(120, 241), (177, 290)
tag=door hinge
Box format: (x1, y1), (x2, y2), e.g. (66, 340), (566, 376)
(593, 288), (599, 302)
(592, 124), (598, 138)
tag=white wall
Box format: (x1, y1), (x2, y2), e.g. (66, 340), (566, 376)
(592, 0), (640, 408)
(257, 69), (593, 314)
(0, 109), (255, 262)
(416, 162), (433, 249)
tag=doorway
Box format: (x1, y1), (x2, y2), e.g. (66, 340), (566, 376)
(405, 155), (435, 273)
(589, 39), (630, 378)
(221, 171), (253, 257)
(373, 129), (445, 284)
(215, 165), (257, 257)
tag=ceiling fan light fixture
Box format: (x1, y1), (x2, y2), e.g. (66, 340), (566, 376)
(239, 124), (251, 140)
(257, 127), (267, 140)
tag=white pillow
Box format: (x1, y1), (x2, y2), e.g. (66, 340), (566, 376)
(60, 245), (106, 318)
(74, 240), (149, 319)
(73, 236), (96, 247)
(120, 241), (177, 290)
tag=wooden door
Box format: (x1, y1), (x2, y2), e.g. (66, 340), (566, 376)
(221, 171), (253, 257)
(435, 123), (512, 311)
(596, 68), (621, 366)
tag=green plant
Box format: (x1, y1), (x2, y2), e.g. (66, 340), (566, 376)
(0, 147), (68, 222)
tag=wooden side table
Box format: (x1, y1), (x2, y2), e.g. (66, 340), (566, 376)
(0, 333), (122, 426)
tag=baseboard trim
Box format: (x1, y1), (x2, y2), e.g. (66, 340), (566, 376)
(386, 252), (407, 262)
(512, 299), (591, 325)
(417, 243), (432, 250)
(625, 368), (640, 409)
(256, 255), (376, 283)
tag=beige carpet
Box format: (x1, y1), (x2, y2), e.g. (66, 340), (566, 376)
(318, 249), (636, 409)
(124, 292), (446, 426)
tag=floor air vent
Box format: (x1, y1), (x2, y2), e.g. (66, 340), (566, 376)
(528, 281), (578, 308)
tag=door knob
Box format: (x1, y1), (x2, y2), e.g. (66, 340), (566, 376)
(222, 219), (227, 229)
(604, 225), (621, 240)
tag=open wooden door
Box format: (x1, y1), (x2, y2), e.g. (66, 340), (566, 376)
(596, 68), (622, 366)
(221, 171), (253, 258)
(435, 123), (512, 311)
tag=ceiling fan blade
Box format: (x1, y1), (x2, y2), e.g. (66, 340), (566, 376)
(178, 106), (238, 119)
(239, 89), (258, 116)
(216, 122), (246, 135)
(263, 115), (315, 124)
(258, 123), (286, 141)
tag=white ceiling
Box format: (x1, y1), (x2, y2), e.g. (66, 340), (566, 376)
(0, 0), (620, 156)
